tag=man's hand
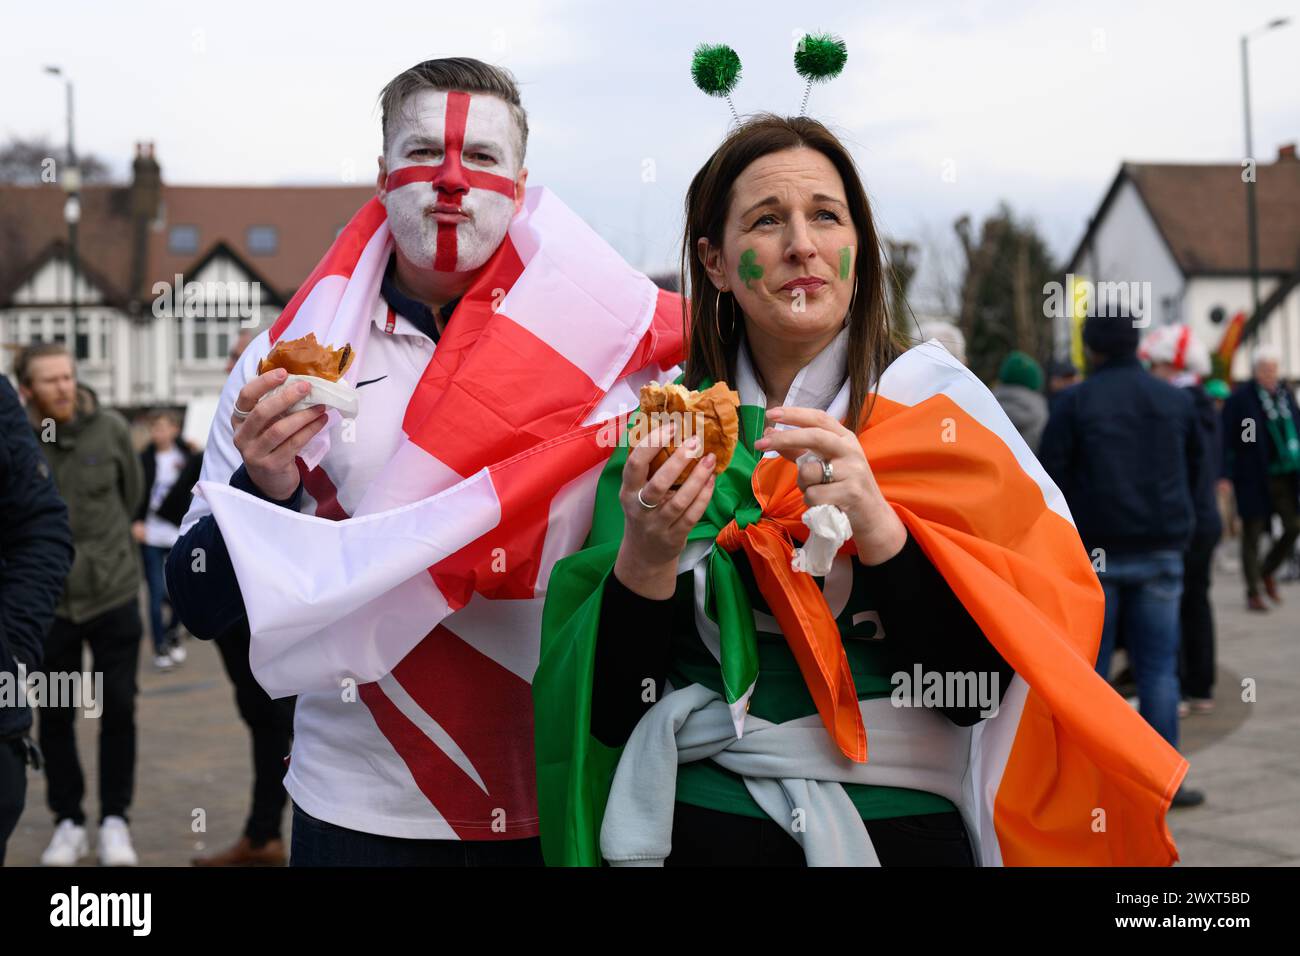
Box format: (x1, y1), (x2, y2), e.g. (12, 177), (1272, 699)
(130, 520), (146, 544)
(230, 368), (330, 500)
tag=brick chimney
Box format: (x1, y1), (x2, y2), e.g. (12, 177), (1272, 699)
(1278, 142), (1298, 163)
(128, 141), (161, 310)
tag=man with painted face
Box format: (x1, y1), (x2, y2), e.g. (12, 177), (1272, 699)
(167, 58), (683, 866)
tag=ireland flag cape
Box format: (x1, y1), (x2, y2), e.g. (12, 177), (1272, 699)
(534, 340), (1187, 866)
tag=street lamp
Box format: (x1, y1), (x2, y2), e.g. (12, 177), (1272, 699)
(44, 66), (80, 341)
(1241, 17), (1291, 325)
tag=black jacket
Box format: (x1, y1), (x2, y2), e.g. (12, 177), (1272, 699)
(1039, 354), (1201, 555)
(135, 442), (203, 530)
(0, 376), (75, 738)
(1186, 384), (1224, 540)
(1221, 380), (1300, 522)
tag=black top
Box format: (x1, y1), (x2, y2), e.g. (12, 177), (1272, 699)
(1039, 353), (1201, 554)
(0, 375), (75, 738)
(591, 528), (1015, 748)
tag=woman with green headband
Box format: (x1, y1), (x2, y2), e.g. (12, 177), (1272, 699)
(533, 38), (1190, 869)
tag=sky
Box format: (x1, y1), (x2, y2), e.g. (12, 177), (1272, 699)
(4, 0), (1298, 312)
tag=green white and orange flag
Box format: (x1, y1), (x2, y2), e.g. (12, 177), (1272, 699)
(534, 339), (1187, 866)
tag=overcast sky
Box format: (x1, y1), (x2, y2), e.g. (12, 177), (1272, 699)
(5, 0), (1298, 311)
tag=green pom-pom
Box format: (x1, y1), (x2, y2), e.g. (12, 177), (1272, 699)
(691, 43), (742, 97)
(794, 33), (847, 82)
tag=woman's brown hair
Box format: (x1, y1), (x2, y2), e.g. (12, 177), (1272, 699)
(680, 113), (904, 431)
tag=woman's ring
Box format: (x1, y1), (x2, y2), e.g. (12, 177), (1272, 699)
(637, 486), (661, 510)
(820, 458), (835, 485)
(232, 401), (253, 420)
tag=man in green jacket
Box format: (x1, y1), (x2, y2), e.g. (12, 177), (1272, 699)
(16, 342), (144, 866)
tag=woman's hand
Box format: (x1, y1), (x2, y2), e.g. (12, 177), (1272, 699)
(754, 405), (906, 565)
(130, 521), (146, 544)
(613, 420), (717, 600)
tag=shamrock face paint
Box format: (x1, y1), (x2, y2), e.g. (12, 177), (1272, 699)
(382, 89), (521, 273)
(708, 147), (859, 351)
(738, 248), (764, 289)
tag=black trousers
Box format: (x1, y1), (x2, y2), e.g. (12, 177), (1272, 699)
(1180, 531), (1219, 700)
(0, 737), (27, 866)
(38, 599), (141, 825)
(665, 802), (977, 866)
(214, 625), (296, 845)
(289, 802), (544, 866)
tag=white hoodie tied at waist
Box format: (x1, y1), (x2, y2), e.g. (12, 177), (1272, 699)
(600, 683), (975, 867)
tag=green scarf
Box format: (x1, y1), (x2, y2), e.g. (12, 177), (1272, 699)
(1257, 384), (1300, 474)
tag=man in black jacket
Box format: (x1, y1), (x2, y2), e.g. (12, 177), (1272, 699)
(1040, 309), (1204, 808)
(0, 374), (75, 865)
(1221, 347), (1300, 611)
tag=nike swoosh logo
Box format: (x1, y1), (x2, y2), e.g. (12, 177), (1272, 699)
(355, 375), (388, 388)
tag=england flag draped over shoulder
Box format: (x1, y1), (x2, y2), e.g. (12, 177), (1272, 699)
(194, 187), (683, 699)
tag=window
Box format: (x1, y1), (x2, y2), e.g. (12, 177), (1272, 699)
(193, 316), (209, 360)
(169, 224), (200, 254)
(247, 225), (278, 256)
(75, 315), (90, 360)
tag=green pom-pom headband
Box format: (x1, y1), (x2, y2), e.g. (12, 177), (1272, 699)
(794, 32), (847, 114)
(691, 43), (743, 124)
(690, 33), (847, 125)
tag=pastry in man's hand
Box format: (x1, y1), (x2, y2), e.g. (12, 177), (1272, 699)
(636, 381), (740, 487)
(257, 332), (359, 419)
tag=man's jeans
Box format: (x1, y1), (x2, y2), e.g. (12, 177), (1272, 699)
(140, 544), (175, 655)
(39, 599), (141, 825)
(1095, 550), (1183, 749)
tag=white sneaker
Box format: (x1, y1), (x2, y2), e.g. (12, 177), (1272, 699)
(40, 819), (89, 866)
(97, 816), (139, 866)
(168, 642), (187, 665)
(153, 653), (174, 672)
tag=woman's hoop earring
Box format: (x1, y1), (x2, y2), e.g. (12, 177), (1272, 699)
(715, 287), (735, 341)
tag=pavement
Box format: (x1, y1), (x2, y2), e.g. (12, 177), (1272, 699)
(5, 560), (1298, 866)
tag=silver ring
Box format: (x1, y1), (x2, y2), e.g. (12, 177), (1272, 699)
(636, 486), (661, 510)
(232, 401), (253, 420)
(820, 458), (834, 485)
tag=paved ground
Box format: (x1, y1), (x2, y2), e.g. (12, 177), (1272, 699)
(6, 559), (1298, 866)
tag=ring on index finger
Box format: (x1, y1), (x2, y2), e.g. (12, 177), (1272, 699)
(636, 485), (662, 511)
(232, 400), (254, 420)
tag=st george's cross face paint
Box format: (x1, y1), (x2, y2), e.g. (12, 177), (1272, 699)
(382, 89), (522, 273)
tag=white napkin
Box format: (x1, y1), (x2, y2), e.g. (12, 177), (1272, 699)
(791, 504), (853, 576)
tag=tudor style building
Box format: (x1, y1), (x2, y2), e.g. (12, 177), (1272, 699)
(0, 142), (374, 409)
(1063, 144), (1300, 379)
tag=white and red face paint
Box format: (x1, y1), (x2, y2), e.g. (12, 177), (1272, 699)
(382, 90), (521, 273)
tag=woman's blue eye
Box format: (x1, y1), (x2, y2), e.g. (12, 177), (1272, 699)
(754, 214), (777, 226)
(816, 210), (841, 222)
